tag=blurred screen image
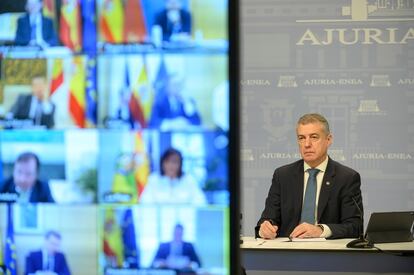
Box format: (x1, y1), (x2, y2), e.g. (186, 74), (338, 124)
(0, 130), (98, 203)
(100, 205), (229, 275)
(0, 0), (233, 274)
(98, 130), (228, 205)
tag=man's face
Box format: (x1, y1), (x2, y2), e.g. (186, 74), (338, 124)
(26, 0), (42, 14)
(45, 235), (61, 255)
(31, 77), (47, 101)
(296, 122), (332, 167)
(173, 226), (183, 242)
(13, 158), (38, 191)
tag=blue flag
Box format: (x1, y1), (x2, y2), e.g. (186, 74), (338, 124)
(121, 209), (139, 268)
(153, 56), (169, 101)
(85, 54), (97, 126)
(5, 204), (17, 275)
(82, 0), (97, 53)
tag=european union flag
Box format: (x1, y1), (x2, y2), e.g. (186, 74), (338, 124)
(5, 204), (17, 275)
(85, 54), (97, 126)
(121, 209), (139, 268)
(153, 57), (169, 101)
(82, 0), (97, 54)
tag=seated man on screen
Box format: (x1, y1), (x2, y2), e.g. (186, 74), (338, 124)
(8, 75), (55, 129)
(149, 74), (201, 130)
(152, 223), (201, 272)
(256, 113), (363, 239)
(14, 0), (58, 48)
(25, 230), (71, 275)
(154, 0), (192, 42)
(0, 152), (55, 203)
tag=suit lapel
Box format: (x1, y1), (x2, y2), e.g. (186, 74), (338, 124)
(292, 161), (305, 223)
(317, 158), (335, 222)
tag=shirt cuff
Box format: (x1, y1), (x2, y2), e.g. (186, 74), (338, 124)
(318, 224), (332, 238)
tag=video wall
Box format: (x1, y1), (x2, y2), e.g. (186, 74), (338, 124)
(0, 0), (231, 274)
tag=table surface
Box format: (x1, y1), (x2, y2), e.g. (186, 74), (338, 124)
(241, 236), (414, 251)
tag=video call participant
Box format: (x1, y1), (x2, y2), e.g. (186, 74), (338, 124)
(152, 223), (201, 272)
(140, 148), (207, 205)
(148, 74), (201, 130)
(8, 75), (55, 129)
(14, 0), (58, 47)
(256, 113), (363, 239)
(0, 152), (55, 203)
(154, 0), (192, 42)
(25, 230), (71, 275)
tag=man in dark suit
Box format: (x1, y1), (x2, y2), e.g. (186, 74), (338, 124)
(0, 152), (54, 203)
(154, 0), (192, 41)
(14, 0), (58, 47)
(152, 223), (201, 272)
(149, 74), (201, 130)
(25, 230), (71, 275)
(9, 75), (55, 129)
(256, 113), (363, 239)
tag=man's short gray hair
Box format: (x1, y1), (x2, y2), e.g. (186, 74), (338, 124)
(297, 113), (330, 134)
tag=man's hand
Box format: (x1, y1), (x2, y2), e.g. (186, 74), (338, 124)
(259, 220), (278, 239)
(290, 222), (323, 238)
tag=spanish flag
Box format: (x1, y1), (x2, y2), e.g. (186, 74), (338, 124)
(69, 56), (86, 128)
(124, 0), (147, 43)
(135, 132), (150, 197)
(49, 58), (64, 97)
(100, 0), (125, 43)
(103, 208), (124, 267)
(134, 59), (154, 122)
(60, 0), (82, 51)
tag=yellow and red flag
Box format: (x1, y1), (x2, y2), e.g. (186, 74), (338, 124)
(100, 0), (125, 43)
(69, 56), (86, 128)
(60, 0), (82, 51)
(134, 61), (154, 122)
(49, 58), (64, 97)
(135, 132), (150, 197)
(103, 208), (124, 267)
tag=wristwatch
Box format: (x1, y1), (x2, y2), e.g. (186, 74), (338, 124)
(317, 224), (324, 233)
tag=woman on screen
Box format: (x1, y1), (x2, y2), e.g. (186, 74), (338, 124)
(140, 148), (206, 205)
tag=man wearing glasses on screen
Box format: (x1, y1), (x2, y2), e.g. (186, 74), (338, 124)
(0, 152), (55, 203)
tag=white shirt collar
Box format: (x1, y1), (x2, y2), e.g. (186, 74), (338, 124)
(304, 155), (329, 173)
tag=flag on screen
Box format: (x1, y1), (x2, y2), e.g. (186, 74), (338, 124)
(5, 204), (17, 275)
(124, 0), (147, 43)
(49, 58), (64, 97)
(125, 64), (146, 128)
(60, 0), (82, 51)
(153, 56), (169, 100)
(82, 0), (97, 53)
(121, 209), (139, 268)
(43, 0), (56, 19)
(69, 56), (86, 128)
(100, 0), (125, 43)
(85, 55), (97, 127)
(134, 58), (154, 122)
(103, 209), (124, 267)
(134, 132), (150, 197)
(111, 153), (139, 202)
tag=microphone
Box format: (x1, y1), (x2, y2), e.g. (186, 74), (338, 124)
(346, 194), (373, 248)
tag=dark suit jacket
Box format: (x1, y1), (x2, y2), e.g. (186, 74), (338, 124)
(15, 14), (58, 46)
(255, 158), (363, 239)
(152, 242), (201, 268)
(154, 9), (192, 41)
(0, 177), (55, 203)
(25, 250), (70, 275)
(10, 94), (55, 129)
(149, 95), (201, 128)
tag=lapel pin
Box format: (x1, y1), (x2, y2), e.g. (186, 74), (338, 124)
(326, 181), (330, 186)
